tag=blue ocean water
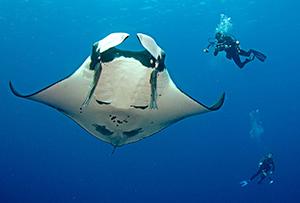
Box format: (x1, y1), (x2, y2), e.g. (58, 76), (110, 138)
(1, 0), (300, 202)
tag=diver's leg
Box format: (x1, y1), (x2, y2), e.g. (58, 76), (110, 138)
(233, 53), (254, 69)
(239, 49), (252, 57)
(249, 169), (261, 182)
(258, 173), (266, 184)
(232, 54), (246, 69)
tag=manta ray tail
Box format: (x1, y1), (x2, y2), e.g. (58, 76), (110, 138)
(109, 146), (117, 156)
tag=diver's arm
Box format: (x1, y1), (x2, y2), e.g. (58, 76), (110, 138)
(271, 162), (275, 172)
(206, 43), (212, 49)
(214, 47), (219, 56)
(204, 41), (215, 53)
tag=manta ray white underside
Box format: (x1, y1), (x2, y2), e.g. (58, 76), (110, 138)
(10, 33), (225, 147)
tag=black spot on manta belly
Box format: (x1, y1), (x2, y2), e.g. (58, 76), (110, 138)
(108, 114), (130, 127)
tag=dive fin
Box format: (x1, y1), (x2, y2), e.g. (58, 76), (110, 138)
(240, 180), (249, 187)
(251, 49), (267, 62)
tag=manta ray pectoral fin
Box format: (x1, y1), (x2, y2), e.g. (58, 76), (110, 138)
(97, 33), (129, 53)
(207, 92), (225, 111)
(9, 81), (25, 98)
(137, 33), (163, 60)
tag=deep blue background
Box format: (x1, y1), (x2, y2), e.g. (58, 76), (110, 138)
(1, 0), (300, 202)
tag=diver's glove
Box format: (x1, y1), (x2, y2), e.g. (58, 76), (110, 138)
(203, 48), (209, 53)
(240, 180), (250, 187)
(269, 171), (273, 175)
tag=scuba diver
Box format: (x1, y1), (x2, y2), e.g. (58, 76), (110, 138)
(204, 32), (267, 69)
(240, 153), (275, 187)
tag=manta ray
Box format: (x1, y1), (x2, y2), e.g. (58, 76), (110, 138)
(9, 33), (225, 149)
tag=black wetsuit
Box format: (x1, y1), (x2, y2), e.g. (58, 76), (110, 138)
(214, 35), (253, 69)
(249, 156), (275, 184)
